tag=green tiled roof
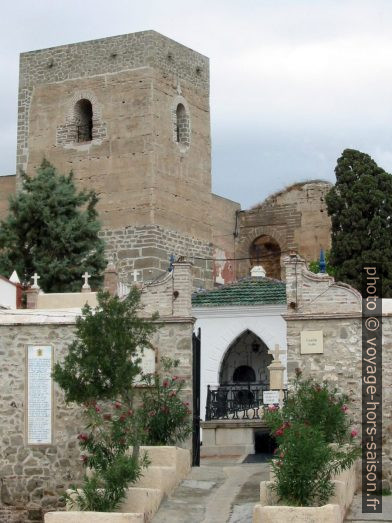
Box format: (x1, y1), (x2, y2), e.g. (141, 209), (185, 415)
(192, 277), (286, 307)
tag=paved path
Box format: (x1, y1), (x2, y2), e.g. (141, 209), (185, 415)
(152, 457), (269, 523)
(345, 493), (392, 522)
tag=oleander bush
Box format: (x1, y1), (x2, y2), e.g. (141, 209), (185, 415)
(137, 357), (192, 446)
(264, 370), (360, 507)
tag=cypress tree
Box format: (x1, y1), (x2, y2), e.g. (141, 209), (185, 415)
(0, 159), (106, 292)
(326, 149), (392, 297)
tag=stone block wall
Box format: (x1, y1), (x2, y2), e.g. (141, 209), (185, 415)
(236, 181), (332, 280)
(100, 225), (214, 289)
(0, 174), (16, 221)
(284, 255), (392, 488)
(0, 263), (194, 521)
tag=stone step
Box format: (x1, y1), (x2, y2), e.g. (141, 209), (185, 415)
(119, 487), (162, 522)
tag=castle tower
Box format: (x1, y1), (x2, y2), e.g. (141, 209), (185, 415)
(17, 31), (213, 287)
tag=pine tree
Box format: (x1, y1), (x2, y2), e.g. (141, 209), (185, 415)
(0, 159), (106, 292)
(326, 149), (392, 297)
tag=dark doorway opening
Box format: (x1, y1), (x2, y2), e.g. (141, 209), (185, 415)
(254, 429), (277, 454)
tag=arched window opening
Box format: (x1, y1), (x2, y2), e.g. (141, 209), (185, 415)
(175, 103), (190, 147)
(233, 365), (256, 383)
(250, 235), (281, 280)
(219, 330), (272, 386)
(75, 99), (93, 142)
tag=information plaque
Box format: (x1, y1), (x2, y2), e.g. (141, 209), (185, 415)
(27, 345), (53, 445)
(263, 390), (280, 405)
(300, 330), (324, 354)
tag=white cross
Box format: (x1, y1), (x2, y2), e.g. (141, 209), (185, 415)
(132, 269), (140, 282)
(31, 273), (40, 289)
(82, 272), (91, 288)
(269, 343), (282, 362)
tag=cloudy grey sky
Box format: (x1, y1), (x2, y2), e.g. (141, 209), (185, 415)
(1, 0), (392, 208)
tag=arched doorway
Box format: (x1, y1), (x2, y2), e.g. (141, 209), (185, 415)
(250, 235), (281, 280)
(219, 330), (272, 386)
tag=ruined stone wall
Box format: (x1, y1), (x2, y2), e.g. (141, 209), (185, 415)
(0, 264), (194, 522)
(0, 175), (16, 221)
(236, 181), (332, 280)
(210, 193), (241, 284)
(284, 255), (392, 488)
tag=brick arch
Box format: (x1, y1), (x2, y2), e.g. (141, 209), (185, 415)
(64, 90), (102, 123)
(236, 226), (288, 280)
(57, 90), (106, 147)
(171, 95), (191, 153)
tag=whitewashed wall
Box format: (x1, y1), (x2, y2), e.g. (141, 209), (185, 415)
(0, 278), (17, 309)
(193, 304), (287, 421)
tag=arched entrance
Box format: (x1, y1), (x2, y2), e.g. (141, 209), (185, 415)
(250, 235), (281, 280)
(219, 330), (272, 386)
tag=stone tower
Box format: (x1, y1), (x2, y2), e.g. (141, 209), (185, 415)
(17, 31), (214, 287)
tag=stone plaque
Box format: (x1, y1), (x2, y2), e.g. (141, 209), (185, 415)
(263, 390), (280, 405)
(27, 346), (53, 445)
(134, 347), (156, 384)
(300, 330), (324, 354)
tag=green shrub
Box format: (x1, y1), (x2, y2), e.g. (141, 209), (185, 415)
(66, 402), (149, 512)
(265, 370), (353, 444)
(269, 421), (358, 507)
(264, 372), (360, 506)
(137, 358), (192, 445)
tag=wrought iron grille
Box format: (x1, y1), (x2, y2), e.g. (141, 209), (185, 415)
(206, 383), (266, 420)
(205, 384), (287, 421)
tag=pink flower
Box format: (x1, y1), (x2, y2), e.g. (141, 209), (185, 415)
(172, 376), (178, 381)
(350, 429), (358, 438)
(169, 391), (177, 398)
(77, 433), (89, 442)
(119, 414), (127, 422)
(341, 404), (348, 413)
(162, 380), (169, 388)
(80, 455), (88, 463)
(114, 402), (122, 410)
(128, 409), (134, 416)
(148, 411), (155, 417)
(275, 429), (284, 437)
(95, 405), (102, 413)
(268, 405), (278, 412)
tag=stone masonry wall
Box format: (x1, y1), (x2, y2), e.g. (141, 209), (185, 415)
(284, 255), (392, 488)
(17, 30), (209, 179)
(0, 175), (16, 222)
(0, 264), (194, 522)
(236, 181), (332, 280)
(100, 225), (214, 289)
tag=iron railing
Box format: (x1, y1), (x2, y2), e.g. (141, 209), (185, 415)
(205, 384), (287, 421)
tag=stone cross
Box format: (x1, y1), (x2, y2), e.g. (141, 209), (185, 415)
(269, 343), (282, 363)
(31, 273), (40, 289)
(82, 272), (91, 289)
(132, 269), (140, 282)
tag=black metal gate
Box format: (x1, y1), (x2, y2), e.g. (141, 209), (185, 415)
(192, 328), (201, 466)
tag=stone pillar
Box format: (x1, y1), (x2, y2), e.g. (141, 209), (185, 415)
(103, 263), (118, 296)
(25, 288), (40, 309)
(283, 253), (306, 311)
(172, 261), (193, 317)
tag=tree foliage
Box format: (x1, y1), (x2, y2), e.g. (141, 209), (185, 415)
(53, 289), (159, 512)
(326, 149), (392, 296)
(53, 288), (159, 406)
(0, 159), (106, 292)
